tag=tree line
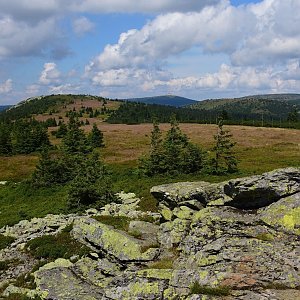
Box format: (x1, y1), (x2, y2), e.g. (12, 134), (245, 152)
(107, 101), (300, 129)
(0, 115), (104, 156)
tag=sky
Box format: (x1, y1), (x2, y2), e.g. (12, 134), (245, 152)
(0, 0), (300, 104)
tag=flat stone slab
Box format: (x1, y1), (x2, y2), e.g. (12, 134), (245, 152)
(72, 217), (159, 262)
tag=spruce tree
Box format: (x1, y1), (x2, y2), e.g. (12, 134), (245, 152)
(0, 124), (12, 155)
(55, 122), (68, 138)
(139, 119), (164, 175)
(62, 114), (88, 154)
(67, 152), (115, 210)
(211, 118), (238, 174)
(88, 123), (104, 148)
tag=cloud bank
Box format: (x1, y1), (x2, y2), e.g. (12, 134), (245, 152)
(85, 0), (300, 97)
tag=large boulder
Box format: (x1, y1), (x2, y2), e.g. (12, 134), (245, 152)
(151, 167), (300, 211)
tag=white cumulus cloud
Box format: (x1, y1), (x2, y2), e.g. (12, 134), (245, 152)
(39, 63), (61, 85)
(0, 79), (12, 94)
(72, 16), (95, 36)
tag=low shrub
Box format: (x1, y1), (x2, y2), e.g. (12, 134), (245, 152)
(0, 259), (19, 271)
(26, 226), (90, 259)
(15, 273), (36, 290)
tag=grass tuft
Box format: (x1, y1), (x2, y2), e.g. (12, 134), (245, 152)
(255, 233), (274, 241)
(0, 234), (15, 250)
(190, 282), (231, 296)
(148, 257), (174, 269)
(92, 215), (132, 231)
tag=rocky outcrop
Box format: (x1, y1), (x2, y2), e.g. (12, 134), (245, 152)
(1, 168), (300, 300)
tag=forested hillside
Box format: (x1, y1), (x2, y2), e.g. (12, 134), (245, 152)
(189, 97), (299, 119)
(0, 94), (108, 122)
(106, 100), (300, 128)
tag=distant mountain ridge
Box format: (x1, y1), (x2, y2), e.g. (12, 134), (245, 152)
(124, 95), (197, 107)
(1, 93), (299, 128)
(0, 105), (11, 112)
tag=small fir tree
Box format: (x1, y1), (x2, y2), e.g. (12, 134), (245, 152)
(0, 124), (12, 155)
(211, 118), (238, 174)
(62, 114), (88, 154)
(88, 123), (104, 148)
(139, 118), (165, 175)
(67, 152), (115, 210)
(287, 108), (299, 122)
(55, 122), (68, 138)
(31, 148), (73, 186)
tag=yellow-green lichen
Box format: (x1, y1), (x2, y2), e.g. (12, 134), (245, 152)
(37, 258), (73, 271)
(207, 198), (225, 206)
(122, 281), (160, 298)
(137, 269), (173, 280)
(192, 208), (220, 225)
(287, 273), (297, 288)
(163, 287), (179, 300)
(199, 270), (209, 280)
(173, 207), (195, 220)
(260, 204), (300, 235)
(74, 218), (158, 261)
(197, 255), (218, 267)
(160, 206), (173, 221)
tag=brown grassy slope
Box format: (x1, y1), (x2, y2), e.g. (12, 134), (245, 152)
(87, 123), (300, 173)
(0, 124), (299, 181)
(34, 99), (121, 124)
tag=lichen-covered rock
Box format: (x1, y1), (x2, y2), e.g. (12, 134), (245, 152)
(258, 192), (300, 234)
(223, 167), (300, 209)
(128, 220), (159, 245)
(2, 284), (41, 299)
(72, 217), (159, 262)
(151, 167), (300, 210)
(151, 181), (217, 208)
(173, 205), (300, 292)
(0, 214), (76, 242)
(104, 277), (167, 300)
(1, 167), (299, 300)
(34, 259), (104, 300)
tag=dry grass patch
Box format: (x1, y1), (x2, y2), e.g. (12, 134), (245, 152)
(0, 155), (39, 181)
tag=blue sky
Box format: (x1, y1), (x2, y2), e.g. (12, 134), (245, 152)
(0, 0), (300, 104)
